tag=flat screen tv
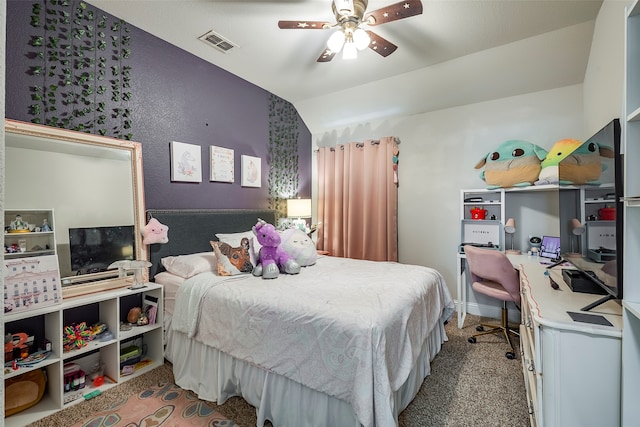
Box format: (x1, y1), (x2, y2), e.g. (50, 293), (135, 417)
(565, 119), (623, 311)
(69, 225), (135, 275)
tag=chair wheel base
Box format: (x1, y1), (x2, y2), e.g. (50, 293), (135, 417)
(506, 351), (516, 359)
(468, 337), (477, 344)
(476, 325), (484, 332)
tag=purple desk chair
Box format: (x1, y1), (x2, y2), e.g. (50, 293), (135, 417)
(463, 245), (521, 359)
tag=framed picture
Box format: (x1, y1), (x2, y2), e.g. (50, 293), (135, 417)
(241, 155), (261, 187)
(171, 141), (202, 182)
(210, 146), (234, 183)
(4, 254), (61, 314)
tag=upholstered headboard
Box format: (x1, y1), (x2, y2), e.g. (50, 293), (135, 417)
(146, 209), (276, 279)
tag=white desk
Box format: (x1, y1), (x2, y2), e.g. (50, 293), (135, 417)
(458, 252), (622, 426)
(517, 255), (621, 427)
(455, 252), (622, 329)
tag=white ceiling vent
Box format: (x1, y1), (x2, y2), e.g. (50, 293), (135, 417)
(198, 30), (237, 53)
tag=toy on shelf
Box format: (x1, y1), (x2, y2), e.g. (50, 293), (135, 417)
(63, 322), (92, 352)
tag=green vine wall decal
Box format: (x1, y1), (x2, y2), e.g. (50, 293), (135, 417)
(268, 94), (300, 220)
(28, 0), (132, 139)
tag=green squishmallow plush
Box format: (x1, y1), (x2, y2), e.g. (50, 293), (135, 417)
(475, 140), (548, 189)
(280, 228), (317, 267)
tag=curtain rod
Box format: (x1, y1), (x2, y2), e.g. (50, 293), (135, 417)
(319, 137), (400, 152)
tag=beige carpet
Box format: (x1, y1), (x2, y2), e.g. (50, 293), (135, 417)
(29, 313), (529, 427)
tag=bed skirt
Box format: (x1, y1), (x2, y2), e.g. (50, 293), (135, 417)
(165, 318), (448, 427)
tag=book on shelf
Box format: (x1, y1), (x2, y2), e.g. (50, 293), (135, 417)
(142, 294), (158, 325)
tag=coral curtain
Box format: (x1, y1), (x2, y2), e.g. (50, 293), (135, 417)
(317, 137), (399, 261)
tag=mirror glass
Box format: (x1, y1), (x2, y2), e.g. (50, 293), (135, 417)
(4, 119), (147, 291)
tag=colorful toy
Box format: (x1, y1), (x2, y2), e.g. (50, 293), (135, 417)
(252, 219), (301, 279)
(474, 140), (548, 189)
(536, 138), (614, 185)
(63, 322), (92, 352)
(141, 217), (169, 245)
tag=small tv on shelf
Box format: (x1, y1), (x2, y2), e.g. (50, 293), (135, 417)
(68, 225), (135, 275)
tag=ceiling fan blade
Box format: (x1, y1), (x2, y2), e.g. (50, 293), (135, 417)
(364, 0), (423, 26)
(278, 20), (332, 29)
(317, 48), (337, 62)
(366, 31), (398, 57)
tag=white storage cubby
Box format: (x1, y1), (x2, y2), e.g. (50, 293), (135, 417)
(4, 209), (56, 259)
(3, 283), (163, 426)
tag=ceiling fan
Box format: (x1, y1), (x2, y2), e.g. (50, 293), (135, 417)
(278, 0), (423, 62)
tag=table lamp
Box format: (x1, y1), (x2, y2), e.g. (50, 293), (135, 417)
(287, 198), (312, 232)
(504, 218), (520, 254)
(567, 218), (585, 257)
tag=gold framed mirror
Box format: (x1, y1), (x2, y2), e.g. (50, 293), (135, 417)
(4, 119), (147, 298)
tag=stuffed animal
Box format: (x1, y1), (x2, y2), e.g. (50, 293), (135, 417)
(280, 228), (317, 267)
(536, 138), (614, 185)
(475, 140), (548, 189)
(252, 219), (301, 279)
(141, 218), (169, 245)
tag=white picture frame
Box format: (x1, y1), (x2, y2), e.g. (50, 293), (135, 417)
(171, 141), (202, 182)
(241, 155), (261, 187)
(210, 145), (234, 183)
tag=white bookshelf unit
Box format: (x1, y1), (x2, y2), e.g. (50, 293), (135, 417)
(3, 283), (163, 426)
(622, 0), (640, 424)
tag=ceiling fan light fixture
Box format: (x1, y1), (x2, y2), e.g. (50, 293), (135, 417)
(342, 40), (358, 59)
(333, 0), (355, 16)
(327, 30), (346, 53)
(353, 28), (370, 50)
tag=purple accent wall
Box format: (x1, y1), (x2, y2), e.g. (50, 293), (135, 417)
(5, 1), (312, 210)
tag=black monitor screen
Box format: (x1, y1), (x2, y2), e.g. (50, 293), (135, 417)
(69, 226), (135, 274)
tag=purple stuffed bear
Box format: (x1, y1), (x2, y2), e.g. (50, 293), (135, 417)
(252, 219), (301, 279)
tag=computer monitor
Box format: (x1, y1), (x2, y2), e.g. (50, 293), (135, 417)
(540, 236), (561, 261)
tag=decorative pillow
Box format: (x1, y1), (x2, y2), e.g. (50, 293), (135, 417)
(210, 238), (254, 276)
(215, 230), (262, 265)
(280, 228), (317, 267)
(161, 252), (217, 279)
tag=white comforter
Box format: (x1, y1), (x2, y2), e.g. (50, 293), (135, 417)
(172, 256), (454, 427)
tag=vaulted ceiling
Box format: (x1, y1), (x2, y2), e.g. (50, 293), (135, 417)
(87, 0), (603, 133)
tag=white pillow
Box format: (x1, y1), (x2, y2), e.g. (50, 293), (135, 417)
(161, 251), (217, 279)
(215, 231), (262, 265)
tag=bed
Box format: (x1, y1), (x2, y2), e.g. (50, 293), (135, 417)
(148, 209), (454, 427)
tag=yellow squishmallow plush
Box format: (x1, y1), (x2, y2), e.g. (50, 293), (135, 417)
(536, 138), (614, 185)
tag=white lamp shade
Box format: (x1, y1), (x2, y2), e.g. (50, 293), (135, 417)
(327, 31), (345, 52)
(571, 218), (585, 235)
(504, 218), (516, 234)
(342, 41), (357, 59)
(287, 198), (312, 218)
(353, 28), (370, 50)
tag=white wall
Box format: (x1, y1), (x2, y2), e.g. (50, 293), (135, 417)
(309, 0), (627, 313)
(583, 0), (628, 135)
(313, 85), (582, 303)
